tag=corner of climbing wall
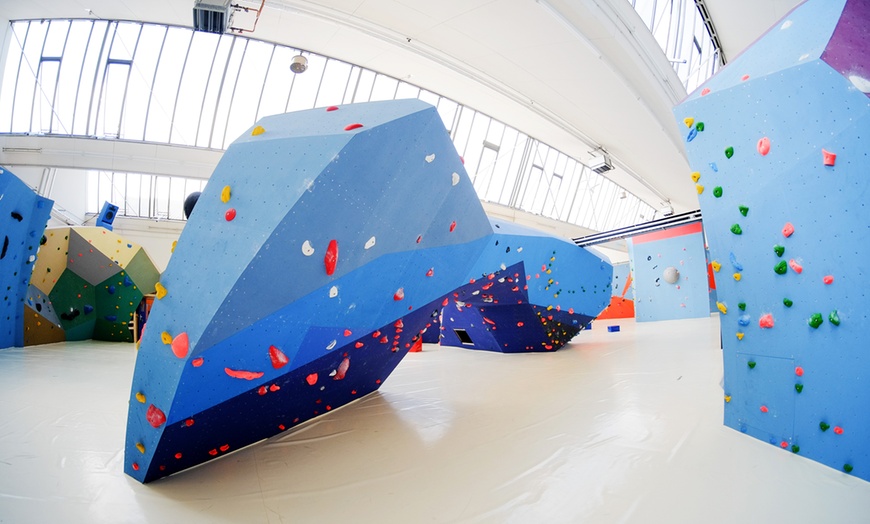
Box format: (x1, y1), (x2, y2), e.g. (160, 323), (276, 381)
(674, 0), (870, 482)
(0, 166), (53, 349)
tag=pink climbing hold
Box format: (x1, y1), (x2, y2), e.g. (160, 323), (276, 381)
(146, 404), (167, 428)
(822, 148), (836, 166)
(324, 239), (338, 276)
(759, 313), (775, 329)
(224, 367), (265, 380)
(225, 208), (236, 221)
(741, 74), (750, 81)
(334, 357), (350, 380)
(393, 288), (405, 301)
(795, 366), (804, 377)
(171, 332), (189, 359)
(782, 222), (795, 237)
(701, 88), (711, 96)
(757, 137), (771, 156)
(760, 405), (769, 413)
(344, 123), (363, 131)
(823, 275), (834, 285)
(269, 345), (289, 369)
(788, 259), (803, 274)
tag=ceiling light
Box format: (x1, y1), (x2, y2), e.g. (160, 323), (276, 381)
(290, 55), (308, 74)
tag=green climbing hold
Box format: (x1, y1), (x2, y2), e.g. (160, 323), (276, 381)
(844, 464), (854, 473)
(738, 302), (746, 311)
(774, 245), (785, 257)
(747, 361), (756, 369)
(783, 298), (793, 307)
(774, 261), (788, 275)
(731, 224), (743, 235)
(713, 186), (723, 198)
(808, 313), (824, 329)
(696, 122), (705, 132)
(829, 310), (840, 326)
(820, 422), (830, 432)
(795, 384), (803, 393)
(791, 445), (800, 454)
(725, 146), (734, 158)
(739, 205), (749, 217)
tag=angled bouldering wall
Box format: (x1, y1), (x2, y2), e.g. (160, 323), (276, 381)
(125, 99), (611, 482)
(596, 262), (634, 320)
(675, 0), (870, 481)
(0, 167), (53, 349)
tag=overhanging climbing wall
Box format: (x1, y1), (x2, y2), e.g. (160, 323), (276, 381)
(125, 99), (611, 482)
(0, 167), (53, 349)
(674, 0), (870, 481)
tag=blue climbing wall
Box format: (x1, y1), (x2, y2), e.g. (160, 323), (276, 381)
(0, 166), (53, 349)
(675, 0), (870, 481)
(125, 100), (612, 482)
(627, 222), (711, 322)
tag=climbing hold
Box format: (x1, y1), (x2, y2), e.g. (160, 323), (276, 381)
(171, 332), (189, 359)
(135, 392), (146, 403)
(788, 259), (803, 274)
(691, 171), (701, 182)
(393, 288), (405, 301)
(709, 162), (718, 172)
(696, 184), (704, 194)
(449, 221), (457, 232)
(716, 302), (728, 314)
(738, 315), (751, 327)
(326, 105), (339, 111)
(220, 185), (231, 203)
(711, 261), (721, 272)
(344, 123), (364, 131)
(738, 302), (746, 311)
(171, 240), (177, 252)
(687, 128), (698, 142)
(725, 146), (734, 159)
(224, 368), (264, 380)
(730, 224), (742, 235)
(161, 332), (172, 344)
(324, 239), (338, 275)
(808, 313), (824, 329)
(251, 125), (265, 136)
(730, 253), (743, 271)
(736, 332), (744, 340)
(733, 272), (742, 281)
(329, 285), (338, 298)
(136, 442), (145, 453)
(782, 222), (795, 237)
(451, 172), (460, 186)
(829, 310), (840, 326)
(225, 208), (236, 221)
(695, 122), (704, 132)
(334, 358), (350, 380)
(773, 245), (785, 257)
(759, 313), (774, 329)
(774, 261), (788, 275)
(757, 137), (771, 156)
(701, 88), (711, 96)
(844, 464), (854, 473)
(748, 360), (756, 369)
(834, 426), (844, 435)
(306, 373), (318, 385)
(739, 205), (749, 217)
(155, 282), (167, 300)
(146, 404), (166, 428)
(823, 275), (834, 285)
(364, 236), (376, 249)
(684, 117), (695, 128)
(820, 422), (830, 431)
(425, 154), (435, 163)
(783, 298), (793, 307)
(269, 345), (289, 368)
(192, 358), (203, 367)
(760, 405), (768, 413)
(301, 240), (315, 256)
(713, 186), (723, 198)
(725, 395), (732, 402)
(822, 148), (836, 166)
(792, 445), (800, 454)
(425, 268), (434, 277)
(795, 384), (803, 393)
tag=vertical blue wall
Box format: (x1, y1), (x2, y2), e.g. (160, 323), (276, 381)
(627, 223), (711, 322)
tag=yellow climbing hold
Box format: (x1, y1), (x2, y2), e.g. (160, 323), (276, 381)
(716, 302), (728, 314)
(161, 332), (172, 345)
(155, 282), (167, 300)
(684, 117), (695, 128)
(251, 125), (265, 136)
(711, 261), (721, 272)
(691, 171), (701, 183)
(135, 392), (146, 403)
(136, 442), (145, 453)
(171, 240), (177, 253)
(724, 395), (732, 403)
(736, 332), (744, 340)
(696, 184), (705, 194)
(733, 272), (742, 281)
(221, 185), (232, 203)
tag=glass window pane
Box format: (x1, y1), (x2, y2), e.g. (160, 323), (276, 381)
(351, 68), (375, 103)
(369, 74), (397, 102)
(171, 30), (219, 145)
(314, 59), (352, 108)
(35, 59), (60, 133)
(110, 22), (141, 61)
(285, 53), (326, 112)
(98, 62), (129, 138)
(223, 39), (273, 145)
(395, 81), (419, 100)
(259, 46), (295, 119)
(145, 27), (191, 142)
(43, 20), (70, 58)
(73, 21), (109, 135)
(197, 34), (233, 148)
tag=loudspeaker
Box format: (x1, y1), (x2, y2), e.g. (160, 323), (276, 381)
(97, 201), (119, 231)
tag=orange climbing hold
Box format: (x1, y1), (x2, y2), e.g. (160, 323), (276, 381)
(171, 332), (189, 359)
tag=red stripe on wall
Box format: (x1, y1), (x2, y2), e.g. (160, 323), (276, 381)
(631, 222), (703, 245)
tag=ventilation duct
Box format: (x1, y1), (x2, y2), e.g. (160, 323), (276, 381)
(193, 0), (232, 34)
(589, 153), (613, 174)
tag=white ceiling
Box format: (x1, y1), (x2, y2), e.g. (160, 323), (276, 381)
(1, 0), (800, 216)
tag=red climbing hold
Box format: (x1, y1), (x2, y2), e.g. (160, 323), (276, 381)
(306, 373), (318, 385)
(757, 137), (771, 156)
(701, 88), (711, 96)
(355, 341), (364, 348)
(795, 366), (804, 376)
(394, 288), (405, 301)
(225, 368), (265, 380)
(269, 345), (289, 368)
(269, 384), (280, 392)
(146, 404), (167, 428)
(192, 357), (204, 367)
(788, 259), (803, 274)
(326, 106), (339, 111)
(822, 149), (836, 166)
(175, 452), (182, 459)
(220, 444), (230, 452)
(760, 405), (769, 413)
(132, 462), (139, 471)
(741, 74), (750, 81)
(372, 330), (381, 338)
(416, 235), (422, 243)
(442, 297), (449, 307)
(823, 275), (834, 285)
(426, 268), (434, 277)
(395, 319), (404, 329)
(343, 328), (352, 337)
(324, 239), (338, 275)
(208, 449), (218, 456)
(780, 441), (788, 449)
(225, 208), (236, 221)
(834, 426), (844, 435)
(449, 221), (456, 232)
(171, 332), (189, 359)
(568, 308), (574, 315)
(344, 123), (363, 131)
(258, 385), (267, 396)
(782, 222), (795, 238)
(517, 322), (524, 327)
(334, 358), (350, 380)
(185, 418), (194, 426)
(759, 313), (775, 329)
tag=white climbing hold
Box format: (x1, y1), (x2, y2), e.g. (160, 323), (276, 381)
(517, 247), (523, 253)
(302, 240), (315, 256)
(425, 154), (435, 163)
(326, 339), (337, 350)
(365, 236), (376, 249)
(451, 172), (460, 186)
(329, 286), (338, 298)
(500, 263), (506, 270)
(780, 20), (792, 30)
